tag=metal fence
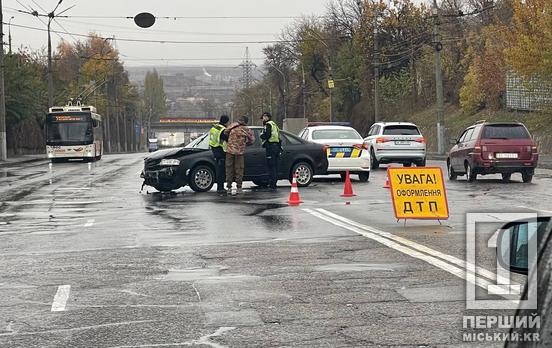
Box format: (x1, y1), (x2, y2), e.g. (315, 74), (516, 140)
(506, 72), (552, 111)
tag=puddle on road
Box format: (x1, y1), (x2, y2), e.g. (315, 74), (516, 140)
(314, 263), (406, 272)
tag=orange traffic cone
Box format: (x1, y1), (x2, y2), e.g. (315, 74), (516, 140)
(383, 174), (390, 189)
(340, 170), (356, 197)
(287, 174), (303, 206)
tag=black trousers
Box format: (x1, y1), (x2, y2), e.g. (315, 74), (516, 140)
(265, 143), (280, 188)
(212, 148), (226, 191)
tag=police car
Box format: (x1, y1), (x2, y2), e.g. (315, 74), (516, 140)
(299, 125), (370, 182)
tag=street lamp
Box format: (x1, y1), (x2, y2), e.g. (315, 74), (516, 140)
(8, 16), (14, 54)
(265, 63), (287, 121)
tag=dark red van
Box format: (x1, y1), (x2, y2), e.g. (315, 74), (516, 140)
(447, 122), (538, 183)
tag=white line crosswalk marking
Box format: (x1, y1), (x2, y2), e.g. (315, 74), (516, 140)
(51, 285), (71, 312)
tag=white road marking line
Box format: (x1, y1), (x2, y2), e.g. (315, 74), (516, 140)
(317, 208), (519, 287)
(84, 219), (95, 228)
(303, 209), (519, 304)
(51, 285), (71, 312)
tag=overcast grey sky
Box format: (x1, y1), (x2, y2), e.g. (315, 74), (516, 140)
(4, 0), (332, 66)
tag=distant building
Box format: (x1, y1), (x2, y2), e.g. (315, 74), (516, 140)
(506, 72), (552, 111)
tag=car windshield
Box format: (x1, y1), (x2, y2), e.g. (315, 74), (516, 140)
(382, 125), (420, 136)
(482, 124), (530, 139)
(185, 134), (210, 149)
(312, 129), (361, 140)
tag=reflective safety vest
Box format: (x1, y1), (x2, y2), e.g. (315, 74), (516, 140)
(263, 120), (280, 144)
(209, 124), (227, 151)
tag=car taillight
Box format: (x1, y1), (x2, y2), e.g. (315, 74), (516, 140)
(353, 144), (369, 150)
(322, 145), (329, 153)
(414, 137), (426, 144)
(474, 144), (482, 154)
(376, 137), (390, 144)
(532, 146), (538, 154)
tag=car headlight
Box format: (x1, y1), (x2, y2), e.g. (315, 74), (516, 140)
(160, 159), (180, 166)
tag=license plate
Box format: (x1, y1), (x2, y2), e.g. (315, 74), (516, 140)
(394, 141), (410, 145)
(496, 153), (518, 159)
(331, 147), (352, 154)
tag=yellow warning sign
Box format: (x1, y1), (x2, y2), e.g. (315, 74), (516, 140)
(388, 167), (449, 220)
(328, 79), (335, 89)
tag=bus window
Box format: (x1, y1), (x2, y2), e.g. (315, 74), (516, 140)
(47, 122), (93, 143)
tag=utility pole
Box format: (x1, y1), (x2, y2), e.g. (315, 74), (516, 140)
(104, 82), (111, 153)
(17, 0), (70, 107)
(409, 35), (416, 113)
(301, 61), (306, 120)
(47, 17), (53, 107)
(8, 16), (13, 54)
(432, 1), (445, 155)
(373, 27), (380, 123)
(0, 0), (7, 161)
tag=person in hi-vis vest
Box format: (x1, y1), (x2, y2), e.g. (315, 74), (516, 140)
(209, 115), (230, 194)
(260, 112), (282, 191)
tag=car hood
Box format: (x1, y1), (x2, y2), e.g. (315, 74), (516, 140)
(145, 147), (204, 161)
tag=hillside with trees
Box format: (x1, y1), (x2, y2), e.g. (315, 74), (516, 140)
(232, 0), (551, 150)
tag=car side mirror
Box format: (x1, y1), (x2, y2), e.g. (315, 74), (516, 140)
(496, 221), (538, 275)
(450, 139), (458, 145)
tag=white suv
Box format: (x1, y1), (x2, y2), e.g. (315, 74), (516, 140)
(299, 125), (370, 182)
(364, 122), (426, 169)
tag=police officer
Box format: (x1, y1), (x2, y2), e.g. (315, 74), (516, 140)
(209, 115), (230, 194)
(260, 112), (282, 191)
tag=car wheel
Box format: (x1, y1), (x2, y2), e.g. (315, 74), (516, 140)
(447, 160), (457, 181)
(522, 172), (533, 183)
(358, 172), (370, 182)
(465, 162), (477, 182)
(291, 162), (313, 187)
(501, 173), (512, 183)
(340, 172), (347, 181)
(370, 149), (380, 169)
(189, 165), (215, 192)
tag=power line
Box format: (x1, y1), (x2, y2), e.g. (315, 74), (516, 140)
(6, 22), (339, 45)
(55, 18), (279, 37)
(2, 7), (311, 20)
(64, 15), (313, 20)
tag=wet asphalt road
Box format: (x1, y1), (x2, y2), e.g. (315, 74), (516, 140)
(0, 153), (551, 347)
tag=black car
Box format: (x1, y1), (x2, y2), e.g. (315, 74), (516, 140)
(497, 216), (552, 346)
(141, 127), (329, 192)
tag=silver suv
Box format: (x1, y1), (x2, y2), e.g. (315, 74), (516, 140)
(364, 122), (426, 169)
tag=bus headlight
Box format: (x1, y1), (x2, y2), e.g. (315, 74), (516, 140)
(160, 159), (180, 166)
